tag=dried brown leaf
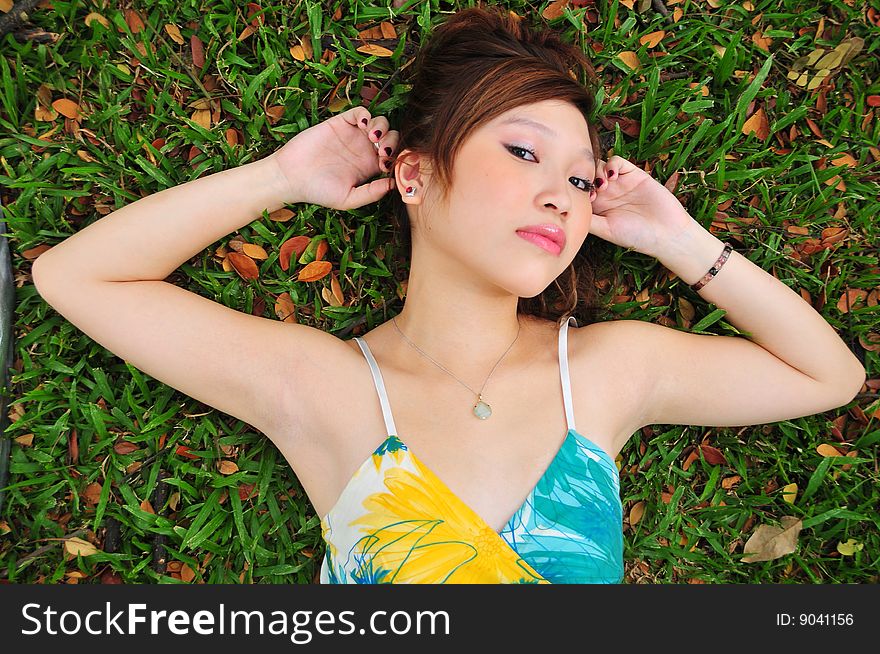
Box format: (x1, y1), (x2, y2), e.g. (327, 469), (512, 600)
(628, 500), (646, 526)
(741, 516), (802, 563)
(65, 537), (100, 557)
(113, 440), (139, 455)
(165, 23), (185, 45)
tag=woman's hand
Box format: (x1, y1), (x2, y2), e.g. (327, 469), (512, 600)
(587, 155), (700, 260)
(266, 106), (399, 210)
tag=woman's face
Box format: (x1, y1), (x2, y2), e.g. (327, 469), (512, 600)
(413, 99), (598, 299)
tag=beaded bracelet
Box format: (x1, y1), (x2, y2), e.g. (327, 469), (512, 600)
(690, 242), (733, 291)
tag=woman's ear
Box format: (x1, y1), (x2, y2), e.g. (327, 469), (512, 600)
(394, 149), (434, 204)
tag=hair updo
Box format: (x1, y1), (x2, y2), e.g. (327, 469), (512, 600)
(379, 5), (611, 327)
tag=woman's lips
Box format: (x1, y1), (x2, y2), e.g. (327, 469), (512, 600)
(516, 230), (562, 255)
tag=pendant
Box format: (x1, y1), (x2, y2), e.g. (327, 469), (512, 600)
(473, 395), (492, 420)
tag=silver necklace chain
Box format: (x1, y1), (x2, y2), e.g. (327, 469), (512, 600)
(390, 316), (521, 419)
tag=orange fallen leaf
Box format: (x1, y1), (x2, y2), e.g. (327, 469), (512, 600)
(124, 9), (145, 34)
(298, 260), (332, 282)
(241, 243), (268, 260)
(84, 12), (110, 28)
(266, 105), (285, 125)
(721, 475), (741, 490)
(639, 31), (665, 48)
(616, 50), (640, 72)
(290, 44), (306, 61)
(83, 482), (102, 506)
(165, 23), (185, 45)
(191, 109), (211, 129)
(274, 292), (297, 323)
(227, 251), (260, 280)
(628, 500), (646, 525)
(176, 445), (200, 460)
(52, 98), (81, 119)
(742, 107), (769, 139)
(180, 563), (196, 582)
(541, 0), (569, 20)
(816, 443), (845, 457)
(279, 236), (309, 270)
(268, 208), (294, 223)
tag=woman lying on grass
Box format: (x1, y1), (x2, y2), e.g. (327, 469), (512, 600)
(32, 6), (865, 583)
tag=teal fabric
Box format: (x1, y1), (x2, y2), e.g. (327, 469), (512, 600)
(499, 427), (624, 584)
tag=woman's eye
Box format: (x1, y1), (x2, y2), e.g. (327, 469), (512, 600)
(507, 144), (536, 161)
(573, 178), (596, 193)
(506, 144), (595, 194)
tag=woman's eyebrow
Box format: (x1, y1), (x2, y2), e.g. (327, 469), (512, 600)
(499, 115), (595, 162)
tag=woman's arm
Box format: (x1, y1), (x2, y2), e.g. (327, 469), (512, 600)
(34, 155), (293, 282)
(658, 223), (866, 388)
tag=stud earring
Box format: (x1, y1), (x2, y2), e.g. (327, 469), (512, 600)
(405, 186), (417, 197)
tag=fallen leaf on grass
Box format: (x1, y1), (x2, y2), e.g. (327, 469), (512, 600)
(700, 444), (727, 465)
(721, 475), (741, 490)
(176, 444), (200, 459)
(83, 482), (102, 506)
(836, 539), (863, 556)
(113, 440), (139, 455)
(741, 516), (802, 563)
(816, 443), (845, 457)
(64, 537), (99, 557)
(781, 482), (798, 504)
(628, 500), (645, 526)
(180, 563), (196, 582)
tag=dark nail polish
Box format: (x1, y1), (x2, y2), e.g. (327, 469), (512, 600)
(596, 178), (603, 188)
(384, 160), (392, 169)
(373, 130), (382, 138)
(608, 170), (615, 178)
(361, 118), (368, 125)
(384, 146), (392, 156)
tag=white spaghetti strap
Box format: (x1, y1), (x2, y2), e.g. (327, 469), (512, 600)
(559, 315), (578, 432)
(352, 336), (398, 437)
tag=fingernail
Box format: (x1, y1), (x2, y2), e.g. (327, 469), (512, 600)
(384, 146), (392, 156)
(361, 118), (368, 125)
(384, 160), (392, 169)
(373, 130), (382, 139)
(608, 170), (615, 178)
(595, 178), (603, 188)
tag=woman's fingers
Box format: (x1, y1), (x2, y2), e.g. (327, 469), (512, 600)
(594, 159), (608, 190)
(377, 131), (399, 172)
(365, 115), (390, 146)
(355, 111), (397, 172)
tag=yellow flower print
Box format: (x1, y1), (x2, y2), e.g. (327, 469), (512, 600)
(349, 451), (548, 584)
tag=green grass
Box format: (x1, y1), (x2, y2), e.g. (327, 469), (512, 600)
(1, 0), (878, 583)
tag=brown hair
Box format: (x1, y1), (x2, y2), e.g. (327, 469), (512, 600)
(379, 4), (611, 328)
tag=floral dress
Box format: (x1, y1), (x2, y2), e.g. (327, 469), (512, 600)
(319, 316), (624, 584)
